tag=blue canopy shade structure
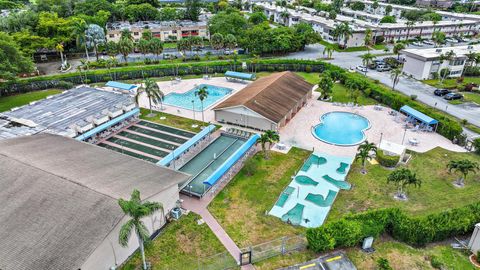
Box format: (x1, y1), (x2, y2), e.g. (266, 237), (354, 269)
(157, 124), (216, 167)
(105, 81), (137, 91)
(400, 105), (438, 125)
(224, 71), (256, 81)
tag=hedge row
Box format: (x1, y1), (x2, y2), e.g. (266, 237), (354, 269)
(0, 59), (329, 96)
(376, 150), (399, 167)
(307, 202), (480, 252)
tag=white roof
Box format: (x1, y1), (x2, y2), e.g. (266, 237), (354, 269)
(379, 140), (406, 156)
(402, 44), (480, 60)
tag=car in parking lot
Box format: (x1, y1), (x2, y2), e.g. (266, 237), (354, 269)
(443, 93), (463, 100)
(423, 40), (434, 45)
(356, 65), (367, 73)
(446, 38), (459, 43)
(376, 64), (392, 72)
(412, 41), (423, 46)
(434, 89), (451, 96)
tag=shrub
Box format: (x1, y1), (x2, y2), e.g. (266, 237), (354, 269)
(410, 94), (417, 100)
(430, 255), (443, 269)
(477, 250), (480, 263)
(474, 138), (480, 155)
(56, 81), (74, 89)
(376, 150), (399, 167)
(305, 65), (312, 73)
(306, 226), (335, 252)
(377, 258), (393, 270)
(243, 158), (258, 176)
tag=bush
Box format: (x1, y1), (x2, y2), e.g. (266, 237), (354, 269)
(243, 158), (258, 176)
(410, 94), (417, 100)
(376, 150), (399, 167)
(430, 255), (443, 269)
(473, 138), (480, 155)
(306, 202), (480, 251)
(377, 258), (393, 270)
(477, 251), (480, 263)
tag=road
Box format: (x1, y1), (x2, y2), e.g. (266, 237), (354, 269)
(285, 44), (480, 130)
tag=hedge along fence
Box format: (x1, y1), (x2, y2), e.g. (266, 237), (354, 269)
(306, 202), (480, 253)
(0, 59), (329, 96)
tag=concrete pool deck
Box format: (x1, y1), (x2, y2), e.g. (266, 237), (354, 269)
(136, 77), (250, 121)
(279, 91), (466, 157)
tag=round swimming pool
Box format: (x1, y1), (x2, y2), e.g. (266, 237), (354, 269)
(312, 112), (370, 146)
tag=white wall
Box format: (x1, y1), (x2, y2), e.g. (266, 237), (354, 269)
(402, 56), (431, 80)
(81, 185), (180, 270)
(215, 107), (278, 131)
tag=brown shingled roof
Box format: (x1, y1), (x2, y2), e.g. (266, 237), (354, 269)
(213, 72), (313, 123)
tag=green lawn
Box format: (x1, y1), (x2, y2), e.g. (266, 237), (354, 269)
(423, 77), (480, 89)
(208, 148), (311, 247)
(347, 239), (475, 270)
(0, 89), (63, 112)
(139, 108), (216, 133)
(319, 40), (387, 52)
(464, 92), (480, 105)
(163, 42), (177, 49)
(329, 147), (480, 221)
(120, 213), (235, 270)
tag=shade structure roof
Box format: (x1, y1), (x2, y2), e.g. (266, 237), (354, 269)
(224, 71), (256, 80)
(379, 140), (406, 156)
(214, 71), (314, 123)
(106, 81), (137, 91)
(400, 105), (438, 125)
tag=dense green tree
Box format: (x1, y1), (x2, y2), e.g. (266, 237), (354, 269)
(208, 10), (248, 38)
(380, 15), (396, 23)
(34, 0), (75, 18)
(105, 40), (118, 57)
(11, 30), (49, 57)
(125, 3), (159, 22)
(248, 12), (268, 25)
(158, 7), (182, 21)
(318, 73), (333, 99)
(385, 5), (392, 15)
(37, 11), (75, 44)
(447, 159), (478, 187)
(0, 32), (34, 79)
(0, 9), (38, 33)
(210, 33), (224, 51)
(73, 0), (113, 17)
(387, 168), (421, 199)
(257, 130), (280, 159)
(127, 0), (160, 7)
(293, 22), (321, 50)
(117, 37), (134, 62)
(350, 2), (365, 11)
(149, 38), (163, 59)
(224, 34), (237, 51)
(184, 0), (201, 21)
(85, 24), (105, 61)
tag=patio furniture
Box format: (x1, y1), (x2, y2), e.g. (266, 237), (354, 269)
(409, 138), (419, 146)
(336, 162), (349, 174)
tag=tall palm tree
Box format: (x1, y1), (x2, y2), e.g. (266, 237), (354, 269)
(118, 189), (162, 270)
(355, 141), (377, 174)
(72, 18), (89, 61)
(387, 168), (421, 200)
(405, 20), (415, 41)
(439, 50), (456, 82)
(323, 45), (334, 59)
(258, 130), (280, 159)
(360, 53), (376, 76)
(120, 28), (133, 41)
(118, 38), (134, 63)
(334, 22), (352, 49)
(390, 68), (402, 91)
(56, 43), (65, 66)
(195, 86), (209, 122)
(149, 38), (164, 60)
(211, 33), (224, 52)
(364, 28), (373, 51)
(136, 78), (164, 115)
(393, 42), (405, 60)
(447, 159), (479, 187)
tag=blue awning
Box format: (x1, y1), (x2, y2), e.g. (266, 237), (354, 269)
(105, 81), (137, 91)
(224, 71), (256, 81)
(400, 105), (438, 125)
(157, 124), (216, 167)
(75, 108), (140, 141)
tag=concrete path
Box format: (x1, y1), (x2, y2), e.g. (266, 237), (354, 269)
(181, 194), (256, 270)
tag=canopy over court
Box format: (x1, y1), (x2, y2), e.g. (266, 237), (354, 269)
(400, 105), (438, 128)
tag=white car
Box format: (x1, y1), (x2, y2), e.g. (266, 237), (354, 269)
(412, 41), (423, 46)
(446, 38), (458, 43)
(356, 65), (367, 73)
(423, 40), (434, 45)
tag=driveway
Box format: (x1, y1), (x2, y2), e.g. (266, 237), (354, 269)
(286, 44), (480, 131)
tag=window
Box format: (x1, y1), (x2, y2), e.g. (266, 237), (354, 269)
(109, 34), (114, 38)
(449, 70), (462, 75)
(449, 59), (465, 66)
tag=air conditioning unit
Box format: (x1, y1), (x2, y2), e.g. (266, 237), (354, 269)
(170, 207), (182, 220)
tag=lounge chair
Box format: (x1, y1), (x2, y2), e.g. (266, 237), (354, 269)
(336, 162), (349, 174)
(322, 175), (351, 190)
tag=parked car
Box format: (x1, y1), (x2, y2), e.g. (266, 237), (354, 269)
(376, 64), (392, 72)
(434, 89), (451, 96)
(412, 41), (423, 46)
(423, 40), (434, 45)
(446, 38), (459, 43)
(356, 65), (368, 73)
(382, 57), (401, 68)
(443, 93), (463, 100)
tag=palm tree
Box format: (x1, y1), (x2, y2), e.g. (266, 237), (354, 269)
(405, 20), (415, 41)
(390, 68), (402, 91)
(355, 141), (377, 174)
(318, 73), (333, 99)
(136, 78), (164, 115)
(447, 159), (479, 187)
(211, 33), (224, 52)
(393, 42), (405, 60)
(280, 10), (289, 25)
(149, 38), (164, 60)
(120, 28), (133, 41)
(258, 130), (280, 159)
(364, 28), (373, 51)
(323, 45), (334, 59)
(195, 86), (209, 122)
(360, 53), (376, 75)
(118, 38), (134, 63)
(334, 22), (352, 49)
(137, 39), (150, 58)
(72, 18), (89, 61)
(55, 43), (65, 66)
(118, 189), (162, 270)
(387, 168), (421, 200)
(439, 50), (456, 82)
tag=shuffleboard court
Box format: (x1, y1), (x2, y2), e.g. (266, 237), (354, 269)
(98, 143), (159, 163)
(138, 120), (195, 138)
(107, 137), (168, 158)
(117, 131), (177, 151)
(128, 126), (188, 144)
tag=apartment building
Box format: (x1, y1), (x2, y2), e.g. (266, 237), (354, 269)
(106, 20), (209, 42)
(401, 44), (479, 80)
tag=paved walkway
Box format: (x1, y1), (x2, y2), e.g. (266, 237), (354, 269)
(181, 194), (256, 270)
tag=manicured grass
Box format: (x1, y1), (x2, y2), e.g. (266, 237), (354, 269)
(423, 77), (480, 89)
(120, 212), (234, 270)
(139, 108), (216, 133)
(329, 147), (480, 221)
(464, 92), (480, 105)
(208, 148), (311, 247)
(347, 239), (475, 269)
(163, 42), (177, 49)
(254, 249), (318, 270)
(329, 83), (377, 105)
(0, 89), (63, 112)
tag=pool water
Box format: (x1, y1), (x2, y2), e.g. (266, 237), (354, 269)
(312, 112), (370, 146)
(163, 84), (233, 111)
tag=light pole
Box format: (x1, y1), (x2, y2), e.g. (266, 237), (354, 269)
(401, 126), (407, 145)
(380, 132), (383, 144)
(192, 99), (196, 120)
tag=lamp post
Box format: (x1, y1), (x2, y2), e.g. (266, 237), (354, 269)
(192, 100), (196, 120)
(380, 132), (383, 145)
(401, 126), (407, 145)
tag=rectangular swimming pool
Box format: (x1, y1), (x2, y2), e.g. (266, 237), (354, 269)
(179, 135), (246, 196)
(163, 84), (233, 111)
